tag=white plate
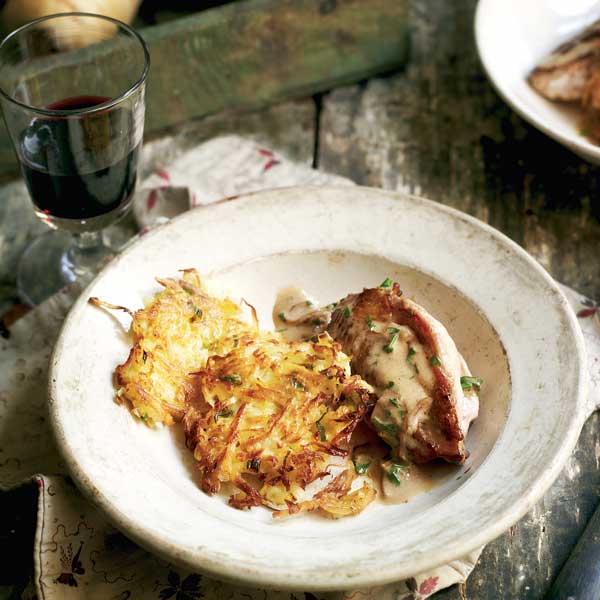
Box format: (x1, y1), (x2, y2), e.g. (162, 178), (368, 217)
(475, 0), (600, 164)
(49, 186), (587, 591)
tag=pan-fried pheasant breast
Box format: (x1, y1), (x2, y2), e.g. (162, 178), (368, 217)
(528, 19), (600, 142)
(328, 281), (479, 464)
(528, 20), (600, 102)
(105, 269), (256, 426)
(183, 332), (377, 518)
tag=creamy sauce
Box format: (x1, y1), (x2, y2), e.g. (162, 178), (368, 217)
(353, 319), (439, 459)
(380, 460), (457, 503)
(272, 286), (332, 341)
(350, 426), (454, 503)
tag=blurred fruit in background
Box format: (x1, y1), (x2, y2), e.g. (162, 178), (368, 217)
(1, 0), (143, 45)
(0, 1), (233, 34)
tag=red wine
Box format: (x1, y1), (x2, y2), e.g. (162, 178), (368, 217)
(19, 95), (139, 224)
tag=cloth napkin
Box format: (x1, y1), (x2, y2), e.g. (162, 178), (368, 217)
(2, 135), (599, 600)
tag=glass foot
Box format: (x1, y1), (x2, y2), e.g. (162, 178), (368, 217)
(17, 230), (114, 306)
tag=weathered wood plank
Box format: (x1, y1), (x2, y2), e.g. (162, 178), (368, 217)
(0, 0), (409, 178)
(544, 493), (600, 600)
(143, 0), (409, 129)
(318, 1), (600, 598)
(319, 2), (600, 302)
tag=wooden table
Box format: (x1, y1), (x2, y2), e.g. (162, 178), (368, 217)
(1, 1), (599, 598)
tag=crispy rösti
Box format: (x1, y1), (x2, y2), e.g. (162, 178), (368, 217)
(94, 269), (256, 426)
(183, 332), (377, 518)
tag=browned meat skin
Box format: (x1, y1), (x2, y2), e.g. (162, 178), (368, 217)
(528, 20), (600, 102)
(328, 284), (478, 464)
(529, 55), (598, 102)
(581, 68), (600, 141)
(527, 19), (600, 143)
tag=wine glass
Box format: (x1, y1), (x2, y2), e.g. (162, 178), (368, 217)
(0, 12), (149, 306)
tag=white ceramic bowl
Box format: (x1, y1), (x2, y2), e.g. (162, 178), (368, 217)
(49, 186), (588, 590)
(476, 0), (600, 164)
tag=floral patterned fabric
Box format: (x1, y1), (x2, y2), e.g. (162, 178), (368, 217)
(2, 136), (599, 600)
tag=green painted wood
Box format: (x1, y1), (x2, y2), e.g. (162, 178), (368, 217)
(142, 0), (410, 130)
(0, 0), (410, 179)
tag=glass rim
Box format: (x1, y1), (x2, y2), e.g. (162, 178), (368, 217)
(0, 11), (150, 117)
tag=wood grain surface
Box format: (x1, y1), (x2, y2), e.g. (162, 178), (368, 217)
(319, 1), (600, 301)
(317, 1), (600, 597)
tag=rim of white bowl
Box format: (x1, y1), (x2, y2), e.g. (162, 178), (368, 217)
(48, 186), (588, 590)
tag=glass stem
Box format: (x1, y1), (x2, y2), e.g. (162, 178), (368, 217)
(65, 231), (112, 280)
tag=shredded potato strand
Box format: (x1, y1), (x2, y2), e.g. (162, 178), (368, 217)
(112, 269), (256, 425)
(184, 333), (377, 517)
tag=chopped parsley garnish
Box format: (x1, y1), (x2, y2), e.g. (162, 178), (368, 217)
(220, 374), (242, 385)
(372, 416), (398, 437)
(386, 462), (408, 486)
(214, 408), (233, 422)
(429, 355), (442, 366)
(352, 458), (371, 474)
(141, 412), (149, 421)
(191, 306), (203, 320)
(460, 376), (483, 391)
(306, 300), (313, 307)
(343, 306), (351, 318)
(278, 312), (287, 322)
(380, 277), (392, 288)
(291, 377), (305, 390)
(316, 422), (326, 441)
(406, 347), (416, 362)
(315, 411), (328, 441)
(389, 398), (400, 407)
(366, 316), (376, 331)
(386, 381), (395, 389)
(383, 328), (400, 353)
(246, 458), (261, 471)
(142, 350), (148, 363)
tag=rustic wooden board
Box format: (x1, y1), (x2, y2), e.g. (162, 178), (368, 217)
(0, 0), (409, 178)
(143, 0), (409, 129)
(319, 2), (600, 302)
(318, 1), (600, 597)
